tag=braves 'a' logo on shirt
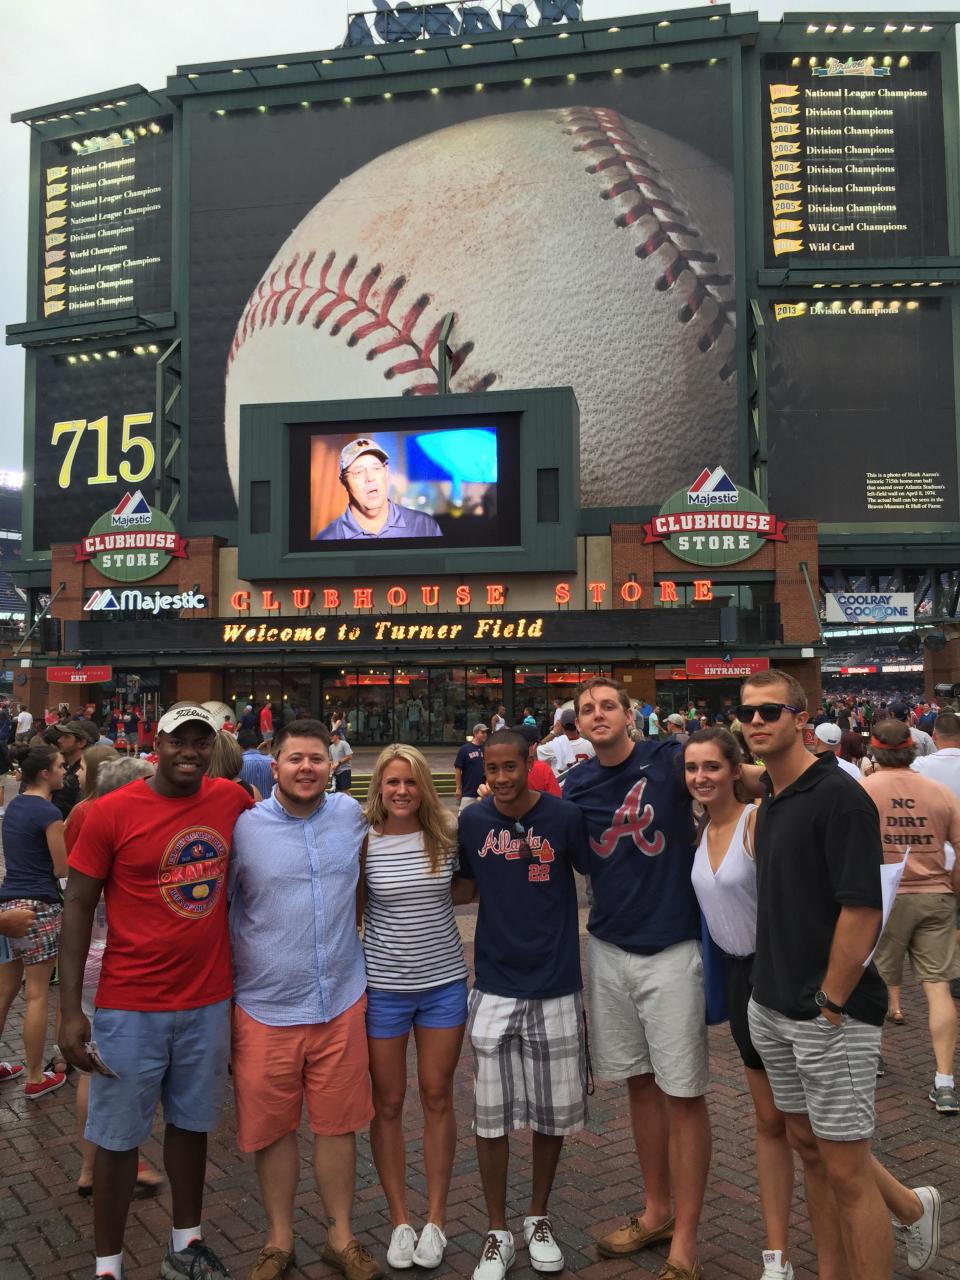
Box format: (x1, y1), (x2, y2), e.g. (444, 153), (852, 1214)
(590, 778), (666, 859)
(158, 826), (229, 919)
(477, 827), (556, 863)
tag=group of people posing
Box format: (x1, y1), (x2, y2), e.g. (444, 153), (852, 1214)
(0, 670), (956, 1280)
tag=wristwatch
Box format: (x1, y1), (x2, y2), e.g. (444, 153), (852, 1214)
(814, 990), (844, 1016)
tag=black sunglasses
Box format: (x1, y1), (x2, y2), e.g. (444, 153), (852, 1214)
(736, 702), (803, 723)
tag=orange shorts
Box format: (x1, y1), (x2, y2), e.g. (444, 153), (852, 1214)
(231, 996), (374, 1152)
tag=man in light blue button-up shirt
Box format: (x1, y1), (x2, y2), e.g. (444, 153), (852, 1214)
(229, 719), (382, 1280)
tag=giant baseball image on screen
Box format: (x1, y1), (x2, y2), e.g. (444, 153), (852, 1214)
(188, 64), (736, 518)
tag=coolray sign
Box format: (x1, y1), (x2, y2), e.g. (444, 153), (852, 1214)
(642, 469), (787, 567)
(83, 587), (207, 614)
(74, 490), (188, 582)
(825, 592), (915, 624)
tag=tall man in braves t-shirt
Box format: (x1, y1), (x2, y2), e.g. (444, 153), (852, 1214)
(563, 678), (709, 1280)
(455, 730), (589, 1280)
(59, 704), (254, 1280)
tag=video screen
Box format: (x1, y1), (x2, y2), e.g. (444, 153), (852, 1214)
(288, 414), (521, 551)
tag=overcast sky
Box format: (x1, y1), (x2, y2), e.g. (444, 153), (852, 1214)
(1, 0), (956, 474)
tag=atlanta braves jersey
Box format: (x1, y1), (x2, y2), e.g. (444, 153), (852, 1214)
(563, 739), (699, 954)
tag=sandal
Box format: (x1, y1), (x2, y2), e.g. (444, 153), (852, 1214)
(133, 1160), (162, 1199)
(886, 1009), (905, 1025)
(45, 1044), (71, 1075)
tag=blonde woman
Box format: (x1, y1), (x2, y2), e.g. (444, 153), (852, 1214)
(361, 745), (467, 1271)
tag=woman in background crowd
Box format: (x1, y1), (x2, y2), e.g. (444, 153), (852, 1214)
(361, 744), (467, 1271)
(841, 730), (870, 776)
(207, 729), (263, 801)
(0, 746), (68, 1099)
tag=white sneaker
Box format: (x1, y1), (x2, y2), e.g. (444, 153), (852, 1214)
(387, 1224), (418, 1269)
(760, 1250), (794, 1279)
(472, 1232), (515, 1280)
(523, 1217), (564, 1273)
(413, 1223), (447, 1269)
(895, 1186), (942, 1272)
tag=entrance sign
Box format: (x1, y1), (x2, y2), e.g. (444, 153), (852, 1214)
(685, 658), (770, 678)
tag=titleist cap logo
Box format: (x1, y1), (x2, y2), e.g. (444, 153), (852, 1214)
(156, 705), (218, 737)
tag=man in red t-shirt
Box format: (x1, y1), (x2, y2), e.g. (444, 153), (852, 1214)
(259, 702), (274, 746)
(59, 704), (253, 1280)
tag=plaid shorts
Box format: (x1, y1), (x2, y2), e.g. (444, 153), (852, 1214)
(0, 899), (62, 965)
(467, 988), (587, 1138)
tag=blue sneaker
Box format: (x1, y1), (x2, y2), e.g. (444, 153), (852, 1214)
(160, 1239), (231, 1279)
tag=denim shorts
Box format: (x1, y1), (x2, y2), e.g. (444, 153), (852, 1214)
(366, 979), (468, 1039)
(86, 999), (231, 1151)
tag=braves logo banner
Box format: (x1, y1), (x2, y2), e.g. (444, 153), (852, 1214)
(590, 778), (665, 859)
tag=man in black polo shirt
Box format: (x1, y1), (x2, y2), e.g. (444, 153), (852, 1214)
(739, 668), (892, 1278)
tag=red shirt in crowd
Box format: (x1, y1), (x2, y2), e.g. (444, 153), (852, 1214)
(68, 776), (253, 1011)
(259, 705), (273, 735)
(528, 759), (561, 798)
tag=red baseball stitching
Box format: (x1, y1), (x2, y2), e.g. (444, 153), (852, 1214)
(228, 248), (497, 395)
(562, 106), (737, 382)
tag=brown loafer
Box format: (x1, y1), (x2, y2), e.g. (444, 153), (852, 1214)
(659, 1260), (702, 1280)
(249, 1245), (295, 1280)
(597, 1213), (675, 1257)
(320, 1239), (383, 1280)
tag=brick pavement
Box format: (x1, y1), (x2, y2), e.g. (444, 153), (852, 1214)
(1, 922), (958, 1280)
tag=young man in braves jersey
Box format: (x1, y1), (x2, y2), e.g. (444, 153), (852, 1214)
(564, 678), (716, 1280)
(59, 705), (254, 1280)
(455, 730), (589, 1280)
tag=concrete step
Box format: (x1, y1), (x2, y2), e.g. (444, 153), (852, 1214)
(340, 771), (458, 801)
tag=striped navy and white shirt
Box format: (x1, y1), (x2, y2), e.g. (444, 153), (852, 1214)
(363, 830), (467, 992)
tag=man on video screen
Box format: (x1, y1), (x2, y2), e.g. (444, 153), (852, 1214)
(315, 438), (442, 541)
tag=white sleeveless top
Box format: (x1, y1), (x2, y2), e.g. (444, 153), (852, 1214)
(690, 805), (758, 959)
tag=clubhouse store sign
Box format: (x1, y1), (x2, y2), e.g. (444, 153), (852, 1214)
(229, 577), (718, 615)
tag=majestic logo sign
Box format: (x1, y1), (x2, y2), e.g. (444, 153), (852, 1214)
(643, 468), (787, 568)
(74, 491), (188, 583)
(84, 587), (207, 615)
(687, 467), (739, 508)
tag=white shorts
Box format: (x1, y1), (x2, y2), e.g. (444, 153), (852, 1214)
(587, 934), (708, 1097)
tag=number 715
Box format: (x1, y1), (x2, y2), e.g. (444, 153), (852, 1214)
(50, 413), (156, 488)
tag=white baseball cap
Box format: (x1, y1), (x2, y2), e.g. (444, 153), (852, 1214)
(156, 705), (218, 737)
(814, 722), (842, 747)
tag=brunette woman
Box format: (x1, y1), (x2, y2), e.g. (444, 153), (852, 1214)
(0, 746), (68, 1098)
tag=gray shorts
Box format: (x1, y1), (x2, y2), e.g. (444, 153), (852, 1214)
(587, 934), (708, 1097)
(467, 989), (587, 1138)
(747, 997), (880, 1141)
